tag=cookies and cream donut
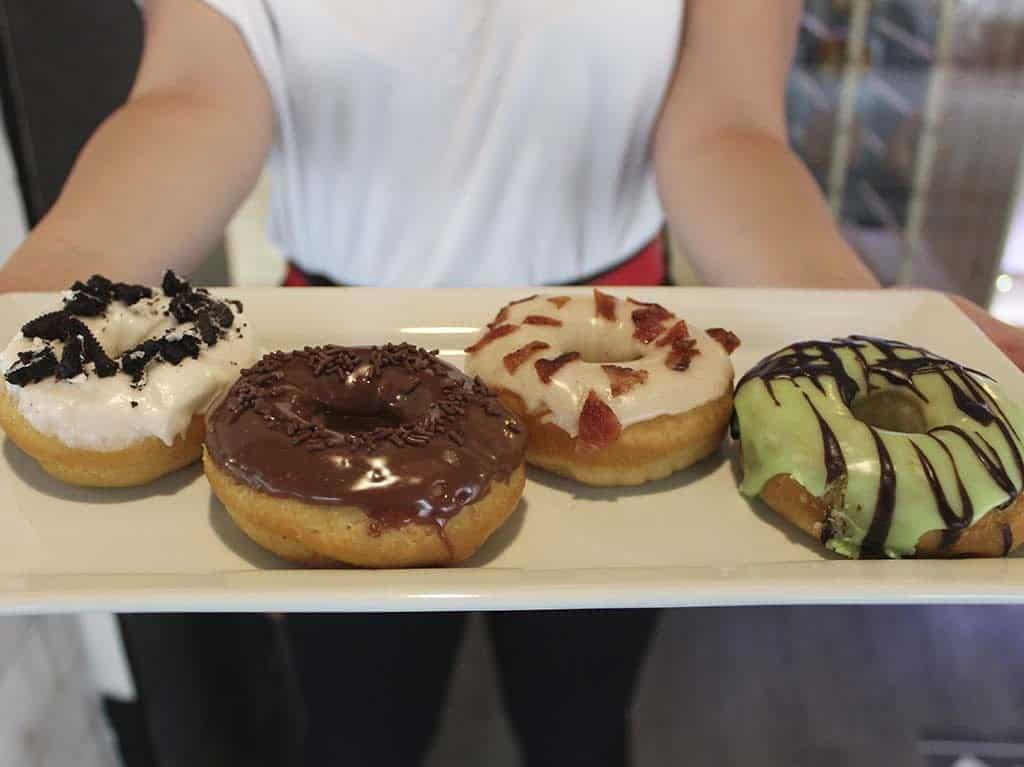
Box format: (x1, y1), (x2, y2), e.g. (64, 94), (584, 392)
(733, 336), (1024, 558)
(203, 344), (527, 568)
(464, 290), (739, 485)
(0, 271), (257, 486)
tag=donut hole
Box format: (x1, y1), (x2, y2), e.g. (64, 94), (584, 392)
(317, 405), (403, 433)
(851, 390), (928, 434)
(574, 334), (643, 364)
(578, 350), (642, 364)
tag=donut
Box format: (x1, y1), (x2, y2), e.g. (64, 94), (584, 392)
(0, 271), (257, 486)
(463, 290), (740, 485)
(733, 336), (1024, 558)
(203, 344), (527, 568)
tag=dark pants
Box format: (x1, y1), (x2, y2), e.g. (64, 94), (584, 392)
(288, 609), (660, 767)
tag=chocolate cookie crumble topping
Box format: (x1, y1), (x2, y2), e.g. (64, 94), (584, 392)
(4, 270), (241, 387)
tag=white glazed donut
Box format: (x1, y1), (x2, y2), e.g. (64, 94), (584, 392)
(0, 271), (258, 485)
(464, 289), (739, 485)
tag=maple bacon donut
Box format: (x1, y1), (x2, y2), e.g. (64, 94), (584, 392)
(464, 290), (740, 486)
(204, 344), (527, 568)
(0, 271), (257, 486)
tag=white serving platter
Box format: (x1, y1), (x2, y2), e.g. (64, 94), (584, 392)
(0, 287), (1022, 615)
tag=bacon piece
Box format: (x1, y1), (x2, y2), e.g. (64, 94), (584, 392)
(602, 364), (649, 397)
(579, 391), (621, 448)
(594, 289), (617, 321)
(631, 302), (674, 344)
(523, 315), (563, 327)
(535, 352), (581, 383)
(666, 337), (700, 371)
(656, 320), (690, 347)
(489, 306), (509, 328)
(658, 318), (702, 370)
(626, 297), (666, 308)
(464, 323), (518, 354)
(547, 296), (571, 309)
(503, 341), (551, 374)
(707, 327), (741, 354)
(488, 295), (538, 328)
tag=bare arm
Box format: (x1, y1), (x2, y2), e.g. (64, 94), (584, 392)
(0, 0), (272, 291)
(654, 0), (878, 289)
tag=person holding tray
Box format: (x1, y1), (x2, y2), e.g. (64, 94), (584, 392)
(1, 2), (1021, 766)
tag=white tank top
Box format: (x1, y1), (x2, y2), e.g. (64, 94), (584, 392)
(201, 1), (683, 287)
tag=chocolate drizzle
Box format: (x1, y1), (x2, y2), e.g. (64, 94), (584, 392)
(861, 429), (897, 558)
(932, 425), (1017, 497)
(737, 336), (1024, 557)
(205, 344), (526, 531)
(911, 442), (970, 549)
(802, 392), (846, 487)
(928, 435), (975, 550)
(739, 339), (860, 408)
(1000, 523), (1014, 556)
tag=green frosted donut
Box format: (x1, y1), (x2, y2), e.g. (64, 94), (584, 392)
(732, 336), (1024, 559)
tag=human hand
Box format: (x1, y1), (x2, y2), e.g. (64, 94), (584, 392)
(949, 293), (1024, 371)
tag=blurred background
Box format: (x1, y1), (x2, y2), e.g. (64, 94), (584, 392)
(2, 1), (1024, 766)
(785, 0), (1024, 320)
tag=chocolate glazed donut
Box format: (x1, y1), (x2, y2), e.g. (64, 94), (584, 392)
(204, 344), (528, 567)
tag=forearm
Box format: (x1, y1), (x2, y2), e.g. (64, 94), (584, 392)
(0, 86), (270, 291)
(657, 128), (879, 289)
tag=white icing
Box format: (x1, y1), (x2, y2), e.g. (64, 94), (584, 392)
(464, 292), (734, 437)
(1, 290), (258, 451)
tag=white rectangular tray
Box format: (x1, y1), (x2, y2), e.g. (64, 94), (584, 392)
(1, 287), (1022, 614)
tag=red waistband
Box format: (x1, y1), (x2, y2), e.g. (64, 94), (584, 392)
(283, 264), (319, 287)
(588, 236), (665, 287)
(284, 236), (666, 287)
